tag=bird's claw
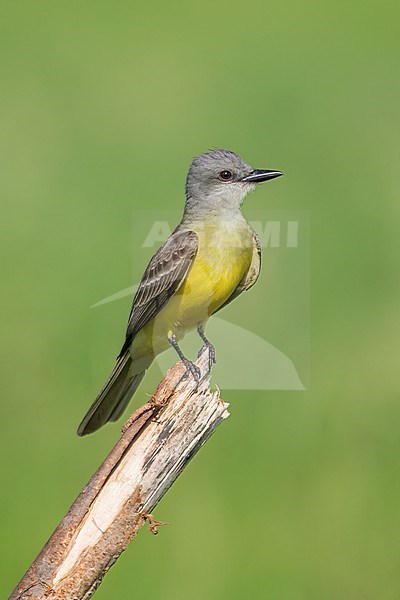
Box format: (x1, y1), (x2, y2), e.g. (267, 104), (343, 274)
(182, 359), (202, 384)
(197, 343), (216, 372)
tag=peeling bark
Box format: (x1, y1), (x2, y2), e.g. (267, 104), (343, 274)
(10, 350), (229, 599)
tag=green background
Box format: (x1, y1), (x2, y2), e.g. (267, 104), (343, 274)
(1, 1), (399, 598)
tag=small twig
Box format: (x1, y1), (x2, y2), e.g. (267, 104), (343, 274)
(141, 513), (170, 535)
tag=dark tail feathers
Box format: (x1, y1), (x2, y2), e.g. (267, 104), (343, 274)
(77, 352), (146, 436)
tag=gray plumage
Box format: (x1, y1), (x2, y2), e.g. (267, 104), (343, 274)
(77, 149), (282, 436)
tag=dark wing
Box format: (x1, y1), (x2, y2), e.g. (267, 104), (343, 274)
(119, 229), (198, 356)
(215, 231), (261, 313)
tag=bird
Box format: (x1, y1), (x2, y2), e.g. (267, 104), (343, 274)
(77, 149), (282, 436)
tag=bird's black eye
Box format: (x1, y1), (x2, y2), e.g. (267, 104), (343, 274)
(219, 170), (233, 181)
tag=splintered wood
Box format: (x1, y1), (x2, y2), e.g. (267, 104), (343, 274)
(11, 349), (229, 600)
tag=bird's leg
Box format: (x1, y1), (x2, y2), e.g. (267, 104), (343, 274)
(197, 323), (216, 372)
(167, 333), (201, 383)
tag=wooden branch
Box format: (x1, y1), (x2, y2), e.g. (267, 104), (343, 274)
(10, 350), (229, 600)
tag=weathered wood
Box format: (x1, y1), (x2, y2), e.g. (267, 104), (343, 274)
(10, 350), (229, 600)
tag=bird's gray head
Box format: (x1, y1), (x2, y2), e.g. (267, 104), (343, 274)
(184, 149), (282, 217)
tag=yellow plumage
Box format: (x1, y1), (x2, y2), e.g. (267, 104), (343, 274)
(77, 148), (281, 435)
(130, 219), (253, 364)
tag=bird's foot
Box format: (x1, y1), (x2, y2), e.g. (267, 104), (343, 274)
(181, 358), (202, 384)
(197, 343), (216, 373)
(168, 332), (202, 385)
(196, 324), (216, 372)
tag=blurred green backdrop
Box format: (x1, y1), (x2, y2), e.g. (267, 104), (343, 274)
(1, 1), (399, 598)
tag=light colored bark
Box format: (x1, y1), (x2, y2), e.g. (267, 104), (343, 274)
(11, 350), (229, 600)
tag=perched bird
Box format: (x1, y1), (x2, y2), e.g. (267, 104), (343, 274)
(77, 149), (282, 436)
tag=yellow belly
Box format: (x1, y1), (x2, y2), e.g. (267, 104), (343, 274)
(131, 222), (253, 359)
(175, 249), (250, 323)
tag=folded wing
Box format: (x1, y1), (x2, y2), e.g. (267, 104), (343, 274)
(119, 228), (198, 355)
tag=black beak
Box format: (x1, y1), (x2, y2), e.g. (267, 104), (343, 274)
(242, 169), (283, 183)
